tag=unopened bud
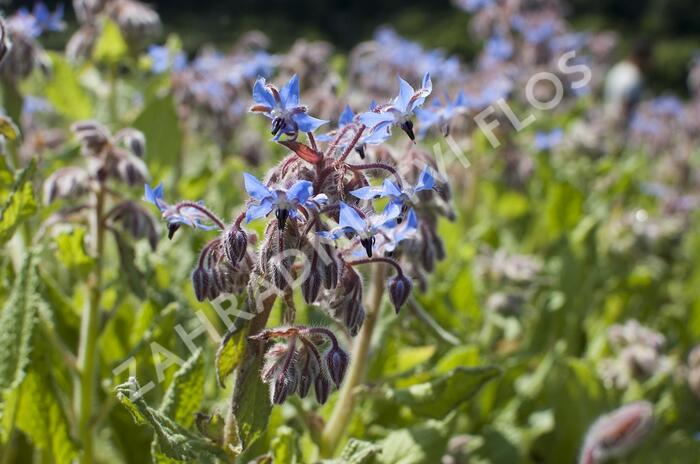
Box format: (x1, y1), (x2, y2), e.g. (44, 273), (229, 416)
(224, 227), (247, 264)
(191, 267), (211, 302)
(579, 401), (654, 464)
(314, 372), (330, 404)
(325, 346), (349, 388)
(302, 269), (323, 304)
(388, 274), (412, 313)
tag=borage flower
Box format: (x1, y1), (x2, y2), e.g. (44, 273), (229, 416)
(249, 74), (327, 140)
(359, 73), (432, 142)
(318, 104), (388, 158)
(350, 166), (436, 218)
(243, 173), (326, 229)
(144, 183), (221, 239)
(321, 202), (401, 257)
(416, 92), (467, 137)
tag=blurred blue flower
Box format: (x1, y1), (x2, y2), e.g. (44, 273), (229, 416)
(147, 45), (187, 74)
(380, 208), (419, 253)
(512, 15), (558, 45)
(144, 183), (220, 238)
(359, 73), (432, 141)
(243, 173), (326, 228)
(22, 96), (52, 116)
(533, 129), (564, 151)
(416, 92), (467, 136)
(484, 35), (513, 62)
(32, 2), (65, 34)
(249, 74), (327, 140)
(454, 0), (496, 13)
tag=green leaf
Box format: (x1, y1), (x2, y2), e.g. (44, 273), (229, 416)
(93, 18), (128, 64)
(384, 366), (500, 419)
(271, 426), (299, 464)
(339, 439), (382, 464)
(0, 115), (20, 141)
(159, 349), (204, 428)
(115, 378), (226, 462)
(55, 226), (94, 273)
(112, 229), (147, 298)
(132, 94), (182, 169)
(215, 326), (247, 387)
(379, 419), (450, 464)
(45, 53), (93, 120)
(0, 253), (38, 391)
(0, 161), (37, 245)
(14, 370), (78, 463)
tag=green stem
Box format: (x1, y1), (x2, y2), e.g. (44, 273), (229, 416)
(320, 264), (386, 456)
(75, 186), (106, 464)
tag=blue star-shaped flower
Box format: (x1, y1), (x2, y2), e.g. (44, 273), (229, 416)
(33, 2), (65, 34)
(144, 183), (220, 239)
(320, 202), (401, 257)
(249, 74), (327, 140)
(243, 173), (326, 229)
(359, 73), (432, 142)
(147, 45), (187, 74)
(415, 92), (467, 137)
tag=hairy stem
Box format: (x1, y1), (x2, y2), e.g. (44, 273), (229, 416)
(320, 263), (386, 456)
(76, 185), (105, 464)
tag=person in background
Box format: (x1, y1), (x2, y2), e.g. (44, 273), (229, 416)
(604, 39), (652, 127)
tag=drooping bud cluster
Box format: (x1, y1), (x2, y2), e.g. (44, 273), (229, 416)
(253, 327), (348, 405)
(579, 401), (654, 464)
(598, 320), (672, 389)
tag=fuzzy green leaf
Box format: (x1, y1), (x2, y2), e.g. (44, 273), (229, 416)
(133, 94), (182, 170)
(45, 53), (93, 120)
(379, 419), (450, 464)
(159, 349), (204, 428)
(0, 253), (39, 391)
(339, 438), (382, 464)
(93, 18), (128, 64)
(215, 326), (247, 387)
(384, 366), (500, 419)
(115, 378), (225, 463)
(0, 161), (37, 245)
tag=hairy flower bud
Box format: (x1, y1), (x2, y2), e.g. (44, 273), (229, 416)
(302, 268), (323, 304)
(114, 150), (150, 186)
(314, 372), (331, 404)
(579, 401), (654, 464)
(325, 345), (349, 388)
(224, 227), (247, 264)
(192, 267), (213, 302)
(388, 274), (412, 313)
(297, 347), (320, 399)
(43, 167), (90, 204)
(116, 128), (146, 158)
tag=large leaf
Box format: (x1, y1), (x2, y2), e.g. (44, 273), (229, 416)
(0, 161), (37, 245)
(115, 377), (226, 463)
(339, 439), (382, 464)
(12, 336), (79, 464)
(215, 326), (248, 387)
(0, 253), (38, 391)
(379, 419), (450, 464)
(159, 349), (204, 428)
(93, 18), (128, 64)
(45, 53), (93, 120)
(383, 366), (500, 419)
(132, 94), (182, 169)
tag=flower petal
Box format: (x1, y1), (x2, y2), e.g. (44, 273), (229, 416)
(394, 76), (415, 112)
(287, 180), (313, 204)
(415, 166), (435, 191)
(243, 173), (273, 201)
(381, 179), (403, 198)
(338, 202), (366, 234)
(245, 199), (273, 223)
(293, 112), (328, 133)
(279, 74), (300, 107)
(358, 111), (394, 129)
(350, 185), (384, 200)
(339, 105), (355, 126)
(252, 77), (276, 108)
